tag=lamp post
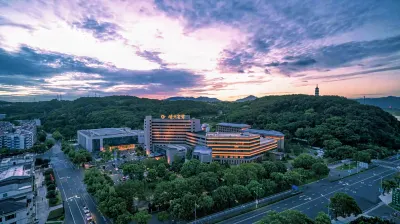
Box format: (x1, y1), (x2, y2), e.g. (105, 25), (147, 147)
(321, 194), (331, 220)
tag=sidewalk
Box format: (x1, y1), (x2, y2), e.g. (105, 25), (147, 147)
(36, 170), (49, 224)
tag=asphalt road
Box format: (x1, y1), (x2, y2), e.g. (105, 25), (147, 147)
(50, 142), (110, 224)
(219, 165), (398, 224)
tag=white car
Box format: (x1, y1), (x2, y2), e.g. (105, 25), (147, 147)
(83, 206), (90, 214)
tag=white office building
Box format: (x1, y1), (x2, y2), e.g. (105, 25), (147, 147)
(78, 128), (143, 152)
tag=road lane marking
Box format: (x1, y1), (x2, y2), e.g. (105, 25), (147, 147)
(53, 165), (77, 224)
(230, 169), (395, 224)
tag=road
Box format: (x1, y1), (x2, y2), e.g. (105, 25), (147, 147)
(49, 142), (110, 224)
(219, 164), (398, 224)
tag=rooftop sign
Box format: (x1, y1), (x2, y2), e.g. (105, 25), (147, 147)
(161, 114), (187, 119)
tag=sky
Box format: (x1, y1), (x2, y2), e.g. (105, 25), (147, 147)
(0, 0), (400, 102)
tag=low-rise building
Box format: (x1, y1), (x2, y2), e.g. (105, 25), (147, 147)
(0, 165), (34, 224)
(192, 146), (212, 163)
(78, 128), (141, 152)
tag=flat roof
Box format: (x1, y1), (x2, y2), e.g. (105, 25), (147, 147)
(245, 129), (284, 137)
(206, 132), (258, 138)
(193, 146), (212, 155)
(78, 128), (139, 137)
(0, 166), (30, 181)
(217, 123), (251, 128)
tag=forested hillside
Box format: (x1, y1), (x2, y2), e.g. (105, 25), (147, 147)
(1, 95), (399, 160)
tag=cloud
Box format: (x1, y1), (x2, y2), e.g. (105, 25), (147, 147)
(73, 17), (122, 41)
(0, 16), (33, 30)
(0, 46), (203, 97)
(136, 50), (167, 67)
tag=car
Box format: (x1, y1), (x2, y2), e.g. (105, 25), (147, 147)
(83, 206), (90, 214)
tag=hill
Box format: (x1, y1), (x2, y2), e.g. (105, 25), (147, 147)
(355, 96), (400, 109)
(166, 96), (221, 102)
(235, 95), (257, 102)
(1, 95), (399, 160)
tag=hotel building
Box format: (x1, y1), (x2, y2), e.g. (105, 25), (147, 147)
(216, 123), (251, 133)
(245, 129), (285, 149)
(144, 115), (201, 154)
(77, 128), (143, 152)
(206, 132), (277, 164)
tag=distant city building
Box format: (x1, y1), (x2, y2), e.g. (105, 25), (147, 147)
(0, 122), (13, 132)
(216, 123), (251, 133)
(192, 145), (212, 163)
(315, 85), (319, 96)
(0, 120), (37, 150)
(0, 114), (5, 120)
(77, 128), (142, 152)
(144, 115), (201, 154)
(0, 165), (35, 224)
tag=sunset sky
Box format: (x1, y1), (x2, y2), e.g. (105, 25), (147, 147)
(1, 0), (400, 101)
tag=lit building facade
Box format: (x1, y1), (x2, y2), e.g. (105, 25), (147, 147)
(77, 128), (142, 152)
(144, 115), (201, 154)
(207, 132), (277, 164)
(216, 123), (251, 133)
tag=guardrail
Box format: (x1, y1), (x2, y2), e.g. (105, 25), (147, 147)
(190, 189), (297, 224)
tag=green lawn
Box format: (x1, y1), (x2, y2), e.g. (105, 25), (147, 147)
(336, 162), (357, 170)
(47, 207), (64, 221)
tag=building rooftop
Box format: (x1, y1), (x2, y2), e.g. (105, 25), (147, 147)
(0, 165), (30, 181)
(0, 200), (26, 215)
(217, 123), (251, 128)
(260, 137), (276, 144)
(79, 128), (139, 137)
(245, 129), (284, 137)
(206, 132), (258, 138)
(193, 145), (212, 155)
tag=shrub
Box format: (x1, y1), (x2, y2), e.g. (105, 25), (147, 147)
(44, 169), (54, 176)
(49, 197), (58, 206)
(46, 190), (56, 198)
(47, 184), (56, 191)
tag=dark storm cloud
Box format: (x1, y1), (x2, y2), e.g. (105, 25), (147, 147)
(218, 49), (258, 73)
(0, 46), (202, 92)
(73, 17), (122, 41)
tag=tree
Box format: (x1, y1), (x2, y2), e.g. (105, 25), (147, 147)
(169, 193), (197, 221)
(353, 151), (371, 163)
(382, 179), (397, 195)
(156, 164), (167, 178)
(99, 196), (127, 220)
(123, 163), (145, 180)
(38, 131), (47, 142)
(45, 139), (55, 149)
(198, 172), (219, 192)
(100, 147), (113, 162)
(133, 211), (152, 224)
(198, 195), (214, 214)
(315, 212), (331, 224)
(52, 130), (63, 141)
(147, 169), (157, 182)
(246, 180), (265, 199)
(223, 172), (238, 186)
(180, 159), (200, 177)
(293, 154), (317, 170)
(232, 184), (251, 203)
(312, 163), (330, 177)
(329, 193), (362, 219)
(212, 186), (236, 210)
(260, 210), (314, 224)
(115, 212), (134, 224)
(349, 216), (394, 224)
(261, 179), (277, 196)
(157, 211), (169, 223)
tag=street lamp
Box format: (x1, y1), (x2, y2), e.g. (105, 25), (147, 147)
(321, 194), (331, 220)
